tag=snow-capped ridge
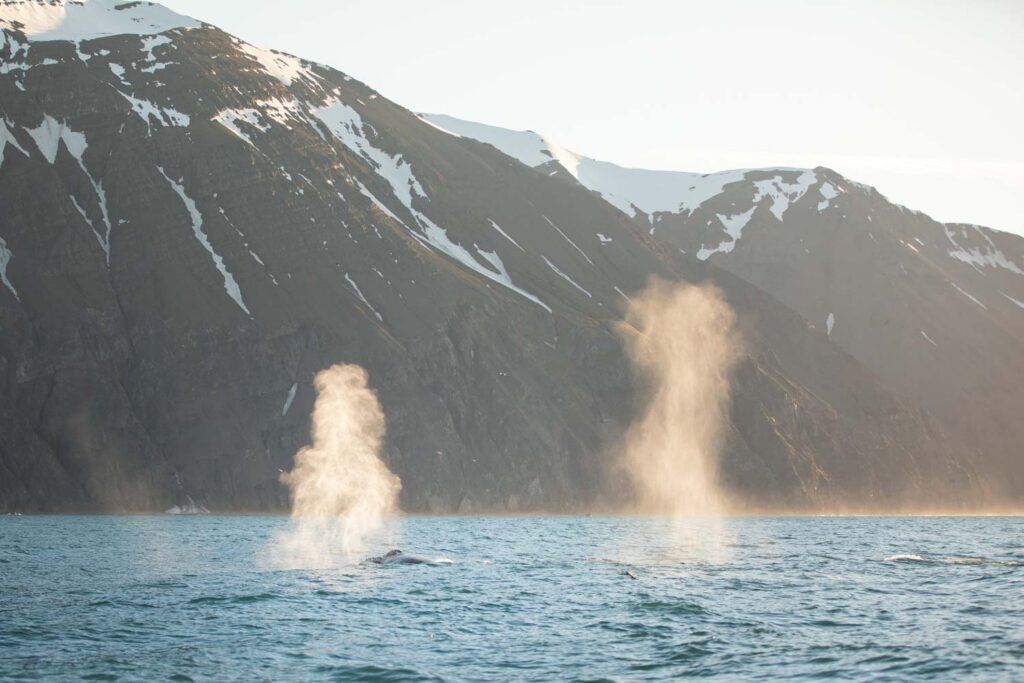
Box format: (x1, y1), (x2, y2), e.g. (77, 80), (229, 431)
(0, 0), (200, 42)
(944, 224), (1024, 276)
(419, 113), (821, 220)
(235, 40), (323, 89)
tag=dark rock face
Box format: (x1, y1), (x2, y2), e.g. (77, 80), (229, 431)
(0, 4), (994, 512)
(425, 116), (1024, 508)
(641, 172), (1024, 502)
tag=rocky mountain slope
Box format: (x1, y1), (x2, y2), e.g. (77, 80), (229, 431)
(0, 0), (1002, 512)
(423, 114), (1024, 502)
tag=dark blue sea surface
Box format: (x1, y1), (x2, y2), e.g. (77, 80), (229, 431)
(1, 515), (1022, 681)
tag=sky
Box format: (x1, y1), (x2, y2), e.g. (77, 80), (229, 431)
(162, 0), (1024, 235)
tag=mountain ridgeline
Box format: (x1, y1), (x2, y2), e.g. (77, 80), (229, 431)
(1, 1), (1020, 513)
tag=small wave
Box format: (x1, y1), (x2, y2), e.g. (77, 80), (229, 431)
(942, 557), (984, 565)
(885, 554), (1022, 567)
(187, 592), (279, 605)
(636, 598), (711, 617)
(88, 598), (157, 609)
(314, 663), (442, 682)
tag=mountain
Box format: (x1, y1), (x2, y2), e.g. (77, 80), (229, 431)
(0, 0), (1004, 513)
(422, 114), (1024, 501)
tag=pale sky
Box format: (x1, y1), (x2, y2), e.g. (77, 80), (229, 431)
(163, 0), (1024, 236)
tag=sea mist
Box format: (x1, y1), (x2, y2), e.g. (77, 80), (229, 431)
(273, 364), (401, 567)
(617, 279), (743, 517)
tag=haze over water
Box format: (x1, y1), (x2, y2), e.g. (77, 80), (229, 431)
(3, 515), (1022, 681)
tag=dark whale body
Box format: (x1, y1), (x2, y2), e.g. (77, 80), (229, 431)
(368, 549), (452, 566)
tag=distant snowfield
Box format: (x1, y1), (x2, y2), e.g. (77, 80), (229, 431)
(421, 113), (815, 219)
(0, 0), (200, 42)
(421, 114), (1023, 239)
(420, 113), (1024, 280)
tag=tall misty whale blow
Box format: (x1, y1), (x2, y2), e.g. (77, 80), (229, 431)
(274, 364), (402, 566)
(617, 280), (743, 517)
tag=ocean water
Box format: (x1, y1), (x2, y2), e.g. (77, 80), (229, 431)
(1, 515), (1022, 681)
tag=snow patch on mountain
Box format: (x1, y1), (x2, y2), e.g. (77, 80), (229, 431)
(488, 219), (524, 251)
(138, 33), (171, 71)
(0, 119), (29, 168)
(419, 113), (821, 221)
(260, 97), (321, 134)
(944, 224), (1024, 275)
(108, 61), (127, 82)
(411, 208), (551, 313)
(419, 115), (464, 138)
(472, 247), (550, 309)
(158, 167), (250, 316)
(24, 112), (77, 162)
(1001, 292), (1024, 310)
(950, 281), (987, 310)
(281, 383), (297, 416)
(213, 108), (268, 146)
(213, 97), (324, 146)
(0, 51), (58, 74)
(314, 99), (424, 207)
(541, 135), (581, 178)
(118, 91), (189, 131)
(818, 182), (839, 211)
(330, 114), (550, 315)
(542, 215), (593, 265)
(236, 40), (320, 89)
(696, 206), (756, 261)
(344, 273), (382, 321)
(419, 114), (554, 166)
(0, 0), (200, 42)
(542, 256), (592, 298)
(25, 115), (112, 259)
(752, 171), (817, 221)
(826, 312), (835, 337)
(0, 236), (20, 301)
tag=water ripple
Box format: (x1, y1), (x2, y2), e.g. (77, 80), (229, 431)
(1, 515), (1022, 681)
